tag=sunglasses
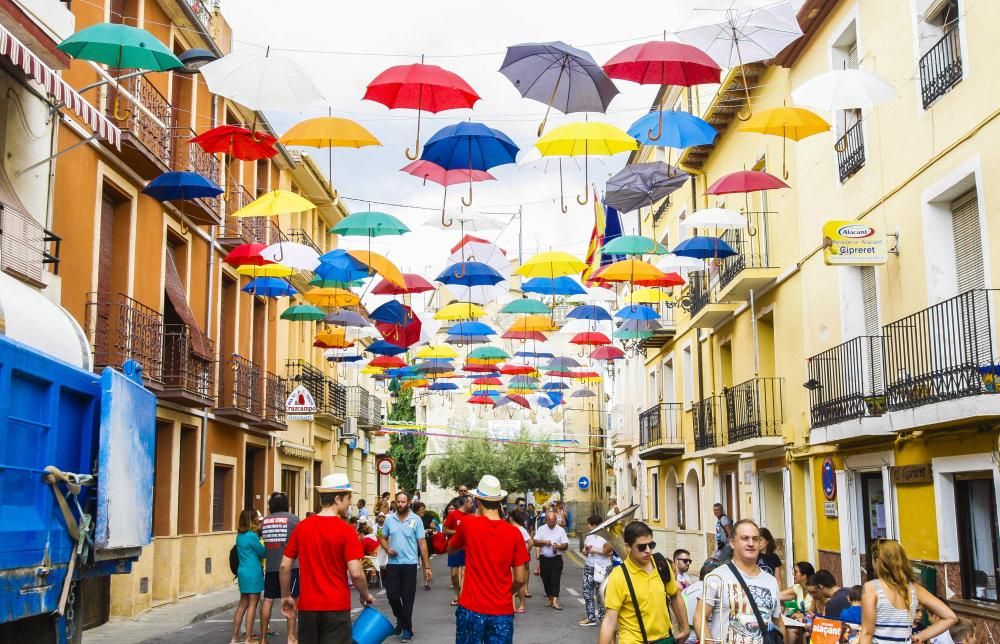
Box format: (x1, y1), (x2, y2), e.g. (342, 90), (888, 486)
(518, 504), (526, 508)
(676, 558), (692, 564)
(634, 542), (657, 552)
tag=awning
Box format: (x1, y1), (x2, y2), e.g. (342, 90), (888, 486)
(278, 440), (316, 460)
(164, 252), (214, 359)
(0, 24), (121, 150)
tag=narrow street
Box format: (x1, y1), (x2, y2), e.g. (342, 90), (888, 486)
(139, 552), (591, 643)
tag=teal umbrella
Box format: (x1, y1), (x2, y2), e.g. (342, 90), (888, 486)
(308, 276), (365, 288)
(500, 298), (551, 315)
(280, 304), (326, 321)
(468, 346), (510, 360)
(601, 235), (669, 256)
(329, 211), (409, 237)
(57, 23), (182, 71)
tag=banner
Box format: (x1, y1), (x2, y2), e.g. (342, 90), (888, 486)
(822, 220), (887, 266)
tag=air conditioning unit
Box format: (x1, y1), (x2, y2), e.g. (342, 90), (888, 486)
(339, 417), (358, 440)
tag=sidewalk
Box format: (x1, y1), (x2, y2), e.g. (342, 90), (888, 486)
(83, 587), (238, 644)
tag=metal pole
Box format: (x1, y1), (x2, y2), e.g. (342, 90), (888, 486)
(518, 205), (523, 265)
(750, 288), (760, 377)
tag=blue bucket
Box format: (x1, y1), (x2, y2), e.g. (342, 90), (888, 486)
(352, 605), (395, 644)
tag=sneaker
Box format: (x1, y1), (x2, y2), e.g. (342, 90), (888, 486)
(394, 623), (403, 636)
(579, 620), (597, 627)
(400, 630), (414, 642)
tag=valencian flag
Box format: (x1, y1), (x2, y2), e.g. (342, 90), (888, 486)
(582, 191), (624, 285)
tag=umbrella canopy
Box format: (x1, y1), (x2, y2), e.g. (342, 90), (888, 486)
(422, 214), (507, 232)
(546, 357), (581, 370)
(603, 40), (721, 86)
(681, 208), (748, 230)
(570, 331), (611, 346)
(657, 253), (706, 273)
(449, 335), (492, 346)
(259, 242), (320, 271)
(706, 170), (789, 195)
(331, 211), (409, 237)
(616, 305), (660, 321)
(435, 302), (487, 321)
(190, 125), (277, 161)
(590, 345), (625, 361)
(281, 304), (326, 321)
(370, 355), (406, 369)
(499, 41), (620, 135)
(627, 110), (717, 148)
(421, 122), (519, 172)
(448, 242), (511, 278)
(627, 288), (672, 304)
(507, 315), (559, 333)
(314, 327), (351, 349)
(416, 345), (460, 360)
(444, 284), (507, 305)
(57, 23), (181, 70)
(224, 243), (269, 267)
(448, 321), (495, 337)
(500, 364), (537, 376)
(498, 394), (532, 409)
(376, 314), (422, 348)
(501, 298), (551, 315)
(401, 160), (495, 187)
(516, 251), (588, 278)
(605, 162), (689, 214)
(371, 273), (435, 295)
(522, 276), (586, 296)
(324, 309), (371, 327)
(592, 259), (670, 283)
(367, 340), (407, 356)
(472, 376), (503, 386)
(370, 301), (414, 325)
(314, 252), (371, 283)
(429, 382), (460, 391)
(569, 286), (618, 302)
(436, 262), (505, 287)
(242, 277), (297, 298)
(791, 69), (896, 111)
(672, 236), (737, 259)
(143, 171), (222, 202)
(567, 304), (612, 321)
(601, 235), (669, 256)
(451, 234), (490, 254)
(469, 347), (510, 360)
(200, 51), (324, 112)
(468, 394), (496, 406)
(303, 288), (361, 307)
(740, 106), (830, 141)
(502, 330), (548, 342)
(233, 190), (315, 218)
(346, 250), (407, 287)
(279, 116), (381, 149)
(236, 264), (295, 278)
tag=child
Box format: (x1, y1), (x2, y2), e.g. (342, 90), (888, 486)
(839, 585), (863, 624)
(941, 617), (977, 644)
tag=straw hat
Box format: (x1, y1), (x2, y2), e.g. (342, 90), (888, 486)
(470, 474), (507, 502)
(315, 472), (355, 493)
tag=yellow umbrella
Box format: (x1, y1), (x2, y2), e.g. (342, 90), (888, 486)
(303, 288), (361, 308)
(534, 122), (639, 210)
(416, 345), (458, 359)
(233, 190), (316, 218)
(506, 314), (559, 333)
(739, 106), (830, 178)
(278, 116), (382, 202)
(236, 263), (295, 277)
(314, 327), (354, 349)
(360, 365), (384, 375)
(515, 251), (588, 278)
(435, 302), (486, 321)
(594, 259), (668, 283)
(346, 249), (406, 288)
(626, 287), (672, 304)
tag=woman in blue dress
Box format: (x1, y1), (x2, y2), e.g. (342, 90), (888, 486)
(230, 509), (265, 644)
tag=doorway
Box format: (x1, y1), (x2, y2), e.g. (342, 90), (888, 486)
(244, 445), (266, 514)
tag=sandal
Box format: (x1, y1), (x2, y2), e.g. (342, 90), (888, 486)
(516, 608), (526, 613)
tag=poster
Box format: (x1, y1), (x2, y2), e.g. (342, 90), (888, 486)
(822, 221), (887, 266)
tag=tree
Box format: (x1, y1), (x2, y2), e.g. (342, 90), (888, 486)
(428, 432), (563, 495)
(386, 387), (425, 494)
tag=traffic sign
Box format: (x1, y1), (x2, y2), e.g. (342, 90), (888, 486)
(578, 476), (590, 491)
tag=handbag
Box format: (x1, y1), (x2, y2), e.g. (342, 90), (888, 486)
(594, 563), (608, 584)
(726, 563), (784, 644)
(621, 564), (676, 644)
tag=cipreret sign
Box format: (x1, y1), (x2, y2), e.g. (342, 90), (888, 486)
(822, 220), (887, 266)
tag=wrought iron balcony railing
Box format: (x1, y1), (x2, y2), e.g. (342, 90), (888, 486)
(170, 126), (219, 183)
(186, 0), (214, 29)
(261, 370), (287, 426)
(0, 204), (60, 286)
(836, 119), (865, 182)
(807, 336), (885, 428)
(721, 377), (783, 443)
(86, 292), (163, 383)
(285, 359), (346, 421)
(693, 395), (722, 450)
(719, 212), (774, 289)
(920, 25), (962, 108)
(218, 184), (255, 240)
(162, 324), (216, 405)
(883, 289), (998, 411)
(107, 74), (172, 162)
(638, 402), (682, 448)
(218, 354), (261, 416)
(286, 228), (322, 254)
(686, 270), (713, 317)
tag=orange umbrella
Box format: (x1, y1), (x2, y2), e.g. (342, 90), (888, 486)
(347, 249), (406, 287)
(506, 314), (559, 333)
(591, 259), (669, 284)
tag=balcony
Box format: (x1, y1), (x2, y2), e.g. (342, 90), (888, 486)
(185, 0), (214, 30)
(684, 271), (739, 328)
(286, 228), (323, 254)
(86, 292), (163, 385)
(169, 126), (221, 225)
(720, 377), (784, 450)
(347, 385), (372, 427)
(216, 354), (262, 423)
(919, 25), (962, 108)
(692, 395), (722, 451)
(806, 336), (891, 443)
(105, 74), (172, 179)
(255, 370), (287, 431)
(639, 305), (678, 350)
(161, 324), (216, 408)
(216, 185), (287, 247)
(637, 402), (684, 460)
(717, 212), (781, 302)
(285, 359), (345, 424)
(0, 204), (60, 288)
(836, 119), (865, 183)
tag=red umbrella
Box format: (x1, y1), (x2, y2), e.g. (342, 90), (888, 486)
(706, 170), (790, 195)
(590, 346), (625, 361)
(592, 271), (685, 288)
(462, 363), (499, 373)
(468, 394), (495, 405)
(364, 62), (481, 159)
(569, 331), (612, 346)
(501, 330), (548, 342)
(473, 377), (502, 386)
(224, 243), (270, 267)
(190, 125), (278, 161)
(375, 305), (422, 348)
(371, 273), (436, 295)
(500, 364), (536, 375)
(500, 394), (531, 409)
(369, 355), (406, 369)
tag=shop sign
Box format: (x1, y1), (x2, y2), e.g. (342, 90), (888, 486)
(286, 384), (317, 421)
(822, 457), (837, 500)
(891, 464), (933, 484)
(377, 457), (395, 475)
(822, 220), (887, 266)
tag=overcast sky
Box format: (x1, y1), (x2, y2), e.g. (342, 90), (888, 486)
(218, 0), (720, 274)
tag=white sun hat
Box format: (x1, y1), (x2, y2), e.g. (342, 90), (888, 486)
(470, 474), (508, 502)
(315, 472), (355, 493)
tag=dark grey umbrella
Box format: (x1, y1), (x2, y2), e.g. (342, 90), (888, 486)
(324, 308), (371, 327)
(606, 161), (689, 233)
(499, 41), (620, 136)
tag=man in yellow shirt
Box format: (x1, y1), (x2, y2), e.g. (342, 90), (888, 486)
(600, 521), (690, 644)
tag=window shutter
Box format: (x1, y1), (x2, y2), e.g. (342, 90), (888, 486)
(951, 190), (984, 293)
(861, 267), (879, 335)
(847, 44), (860, 70)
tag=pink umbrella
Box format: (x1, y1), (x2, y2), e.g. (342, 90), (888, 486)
(401, 160), (496, 224)
(706, 170), (790, 195)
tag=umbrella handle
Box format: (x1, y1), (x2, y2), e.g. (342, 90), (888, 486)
(112, 95), (132, 121)
(559, 159), (568, 214)
(441, 184), (453, 227)
(736, 53), (753, 121)
(461, 159), (473, 206)
(576, 158), (589, 206)
(646, 109), (664, 142)
(405, 91), (424, 160)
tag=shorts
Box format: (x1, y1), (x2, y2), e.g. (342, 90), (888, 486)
(448, 550), (466, 568)
(455, 606), (514, 644)
(263, 569), (299, 599)
(298, 609), (351, 644)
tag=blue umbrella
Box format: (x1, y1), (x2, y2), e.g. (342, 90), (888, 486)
(429, 382), (459, 391)
(628, 111), (716, 148)
(386, 367), (419, 378)
(369, 301), (413, 325)
(615, 305), (660, 321)
(522, 276), (586, 296)
(327, 353), (363, 363)
(448, 321), (495, 336)
(542, 382), (570, 391)
(672, 236), (737, 259)
(436, 261), (505, 287)
(538, 392), (561, 408)
(316, 250), (371, 282)
(242, 277), (297, 298)
(366, 340), (407, 356)
(143, 171), (222, 202)
(567, 304), (612, 321)
(515, 351), (555, 361)
(471, 389), (502, 397)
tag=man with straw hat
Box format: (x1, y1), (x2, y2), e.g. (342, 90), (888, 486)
(448, 474), (530, 644)
(280, 473), (374, 644)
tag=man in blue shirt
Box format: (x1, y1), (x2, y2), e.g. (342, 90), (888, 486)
(380, 491), (433, 642)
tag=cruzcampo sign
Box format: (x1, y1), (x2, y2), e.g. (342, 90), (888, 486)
(822, 220), (887, 266)
(286, 384), (316, 420)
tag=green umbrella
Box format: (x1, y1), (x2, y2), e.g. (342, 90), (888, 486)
(500, 298), (551, 314)
(469, 346), (511, 360)
(281, 304), (326, 321)
(329, 211), (410, 237)
(57, 23), (182, 71)
(308, 277), (365, 288)
(601, 235), (669, 256)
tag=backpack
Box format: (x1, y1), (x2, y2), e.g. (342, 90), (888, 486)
(652, 552), (674, 587)
(229, 544), (240, 577)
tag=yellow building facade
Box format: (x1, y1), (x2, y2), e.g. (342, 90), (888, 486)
(616, 0), (1000, 631)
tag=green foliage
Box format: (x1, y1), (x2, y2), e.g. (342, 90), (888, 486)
(427, 432), (563, 495)
(387, 387), (424, 494)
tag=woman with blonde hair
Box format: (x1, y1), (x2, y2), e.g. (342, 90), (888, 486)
(231, 508), (265, 644)
(858, 539), (956, 644)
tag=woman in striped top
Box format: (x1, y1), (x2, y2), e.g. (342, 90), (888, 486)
(858, 540), (956, 644)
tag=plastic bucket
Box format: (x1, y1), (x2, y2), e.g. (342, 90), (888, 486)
(352, 605), (395, 644)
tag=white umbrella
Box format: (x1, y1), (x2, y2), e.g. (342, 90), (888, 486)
(559, 318), (614, 335)
(449, 241), (512, 278)
(422, 214), (507, 232)
(791, 69), (896, 111)
(680, 208), (748, 230)
(445, 284), (507, 305)
(259, 242), (320, 271)
(568, 286), (618, 303)
(200, 52), (326, 113)
(657, 253), (705, 275)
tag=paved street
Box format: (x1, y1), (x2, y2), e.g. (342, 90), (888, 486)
(139, 551), (593, 643)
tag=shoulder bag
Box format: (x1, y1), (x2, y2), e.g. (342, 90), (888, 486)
(726, 562), (784, 644)
(622, 564), (676, 644)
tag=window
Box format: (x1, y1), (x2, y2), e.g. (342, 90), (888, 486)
(281, 468), (299, 516)
(916, 0), (962, 107)
(684, 469), (700, 531)
(682, 345), (694, 408)
(955, 475), (998, 602)
(651, 470), (661, 521)
(662, 358), (674, 403)
(951, 190), (985, 293)
(212, 465), (233, 532)
(831, 20), (865, 182)
(677, 483), (686, 530)
(860, 472), (888, 543)
(648, 370), (658, 407)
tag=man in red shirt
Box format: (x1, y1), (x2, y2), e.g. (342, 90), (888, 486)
(280, 473), (374, 644)
(449, 474), (529, 644)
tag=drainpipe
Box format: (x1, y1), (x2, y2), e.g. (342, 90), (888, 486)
(200, 225), (216, 486)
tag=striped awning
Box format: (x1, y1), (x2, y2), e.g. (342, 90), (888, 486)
(0, 24), (121, 149)
(278, 440), (316, 460)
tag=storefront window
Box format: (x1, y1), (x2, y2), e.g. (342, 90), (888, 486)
(956, 476), (998, 602)
(860, 472), (888, 544)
